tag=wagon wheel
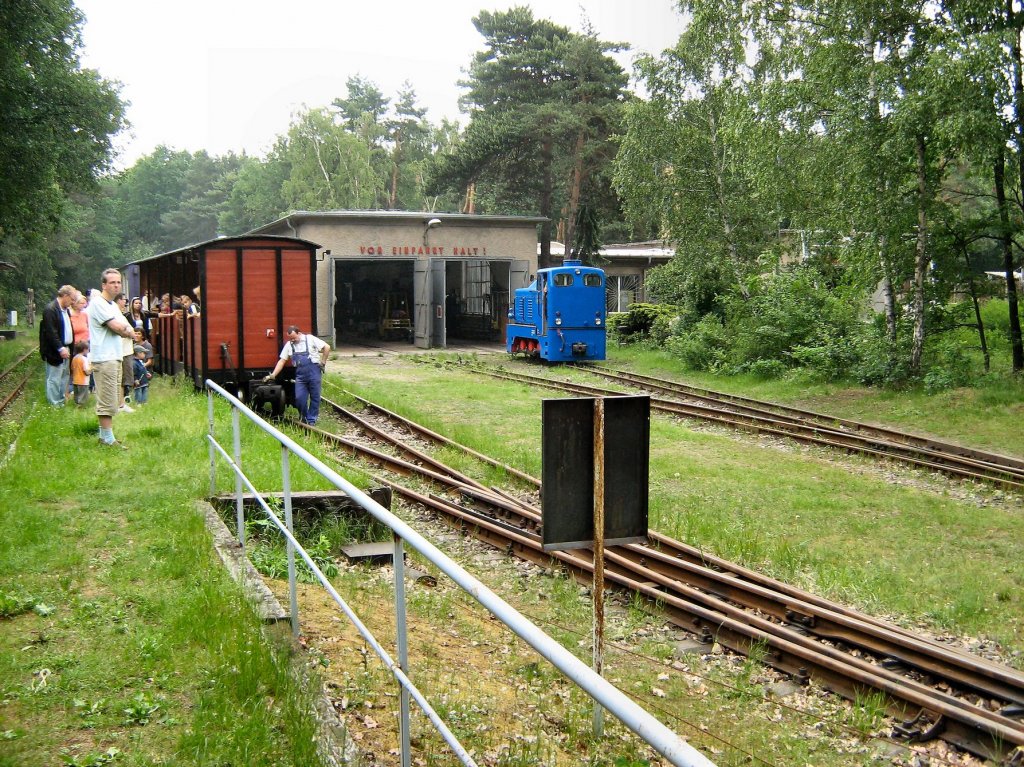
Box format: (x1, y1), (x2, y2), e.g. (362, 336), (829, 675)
(270, 386), (286, 418)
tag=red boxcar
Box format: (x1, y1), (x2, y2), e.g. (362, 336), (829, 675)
(132, 235), (320, 413)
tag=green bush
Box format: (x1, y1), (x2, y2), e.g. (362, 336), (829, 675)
(922, 336), (974, 393)
(980, 298), (1011, 335)
(649, 311), (681, 343)
(608, 302), (683, 343)
(628, 273), (1019, 388)
(849, 321), (913, 387)
(666, 313), (731, 371)
(745, 358), (788, 378)
(977, 298), (1019, 356)
(789, 328), (860, 381)
(664, 267), (865, 379)
(723, 269), (862, 370)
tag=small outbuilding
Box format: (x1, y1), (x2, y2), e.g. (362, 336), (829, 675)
(547, 240), (674, 312)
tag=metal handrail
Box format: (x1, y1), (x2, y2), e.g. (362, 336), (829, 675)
(205, 379), (716, 767)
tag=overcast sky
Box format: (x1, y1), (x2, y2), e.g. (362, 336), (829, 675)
(75, 0), (685, 169)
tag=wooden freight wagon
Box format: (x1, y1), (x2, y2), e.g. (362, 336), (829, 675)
(132, 235), (320, 414)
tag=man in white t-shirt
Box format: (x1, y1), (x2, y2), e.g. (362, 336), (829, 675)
(87, 269), (138, 448)
(265, 324), (330, 425)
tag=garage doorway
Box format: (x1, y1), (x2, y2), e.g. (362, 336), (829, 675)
(333, 259), (415, 344)
(444, 259), (512, 342)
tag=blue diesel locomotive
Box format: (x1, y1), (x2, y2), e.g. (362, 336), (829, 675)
(505, 259), (607, 362)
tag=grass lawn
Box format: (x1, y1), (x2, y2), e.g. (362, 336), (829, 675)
(334, 353), (1024, 654)
(0, 337), (324, 767)
(606, 345), (1024, 458)
(3, 329), (1022, 766)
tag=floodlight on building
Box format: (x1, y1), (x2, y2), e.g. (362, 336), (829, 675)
(424, 217), (443, 244)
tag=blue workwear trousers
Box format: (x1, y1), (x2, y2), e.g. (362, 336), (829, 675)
(45, 359), (69, 406)
(293, 356), (322, 425)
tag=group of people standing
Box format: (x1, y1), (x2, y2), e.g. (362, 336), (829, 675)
(40, 270), (329, 438)
(39, 268), (155, 449)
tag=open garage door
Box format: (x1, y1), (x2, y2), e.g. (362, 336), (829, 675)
(511, 259), (529, 291)
(431, 259), (446, 348)
(414, 260), (429, 348)
(414, 258), (446, 349)
(334, 259), (414, 345)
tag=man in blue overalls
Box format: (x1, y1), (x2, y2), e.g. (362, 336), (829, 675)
(265, 324), (331, 425)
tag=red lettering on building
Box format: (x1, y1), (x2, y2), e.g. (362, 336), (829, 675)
(361, 244), (494, 257)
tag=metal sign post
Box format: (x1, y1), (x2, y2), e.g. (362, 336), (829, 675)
(541, 395), (650, 740)
(541, 395), (649, 551)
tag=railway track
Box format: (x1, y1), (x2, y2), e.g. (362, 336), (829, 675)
(0, 350), (34, 417)
(305, 392), (1024, 762)
(456, 361), (1024, 491)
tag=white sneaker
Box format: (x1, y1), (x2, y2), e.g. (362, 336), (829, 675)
(119, 403), (135, 413)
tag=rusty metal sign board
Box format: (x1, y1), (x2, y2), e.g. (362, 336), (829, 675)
(541, 396), (649, 551)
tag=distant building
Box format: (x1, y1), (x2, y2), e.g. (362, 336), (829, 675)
(545, 241), (674, 312)
(985, 270), (1024, 294)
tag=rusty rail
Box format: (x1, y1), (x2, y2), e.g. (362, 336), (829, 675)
(314, 395), (1024, 762)
(464, 365), (1024, 490)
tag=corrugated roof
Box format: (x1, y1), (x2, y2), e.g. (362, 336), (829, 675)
(543, 241), (675, 258)
(985, 270), (1023, 280)
(249, 210), (548, 234)
(129, 234), (321, 265)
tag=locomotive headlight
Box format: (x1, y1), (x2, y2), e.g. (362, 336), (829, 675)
(596, 318), (602, 325)
(555, 317), (562, 326)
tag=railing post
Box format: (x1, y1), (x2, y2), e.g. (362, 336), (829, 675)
(394, 533), (411, 767)
(207, 389), (216, 497)
(232, 407), (245, 549)
(282, 445), (299, 636)
(592, 397), (606, 738)
(202, 379), (715, 767)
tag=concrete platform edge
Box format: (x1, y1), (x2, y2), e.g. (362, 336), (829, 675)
(196, 500), (364, 767)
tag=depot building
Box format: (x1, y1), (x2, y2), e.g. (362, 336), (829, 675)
(249, 210), (543, 349)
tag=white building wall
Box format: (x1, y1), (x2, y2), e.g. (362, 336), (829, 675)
(252, 212), (542, 340)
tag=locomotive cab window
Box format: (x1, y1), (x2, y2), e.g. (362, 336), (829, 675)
(553, 273), (574, 287)
(583, 274), (603, 287)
